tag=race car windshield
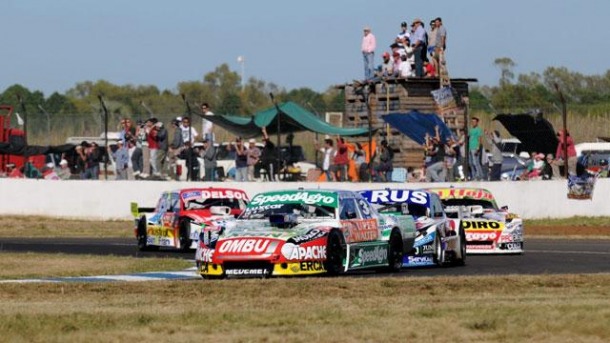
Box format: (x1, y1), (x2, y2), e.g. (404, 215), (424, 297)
(374, 203), (428, 217)
(240, 203), (336, 220)
(185, 198), (245, 210)
(441, 199), (497, 210)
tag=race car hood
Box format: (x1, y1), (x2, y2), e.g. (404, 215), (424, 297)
(493, 113), (558, 155)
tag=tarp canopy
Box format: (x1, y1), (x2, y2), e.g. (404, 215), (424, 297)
(493, 113), (558, 155)
(201, 101), (371, 139)
(382, 111), (453, 146)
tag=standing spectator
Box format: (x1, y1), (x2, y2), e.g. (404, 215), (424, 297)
(132, 120), (146, 178)
(333, 137), (349, 181)
(111, 140), (130, 180)
(469, 117), (484, 180)
(397, 21), (410, 41)
(260, 127), (279, 181)
(228, 136), (248, 182)
(88, 142), (102, 179)
(353, 143), (366, 181)
(425, 127), (446, 182)
(154, 121), (169, 178)
(145, 118), (160, 176)
(361, 26), (376, 81)
(200, 103), (215, 142)
(552, 129), (577, 177)
(315, 138), (335, 182)
(376, 140), (394, 182)
(180, 116), (199, 145)
(201, 138), (217, 182)
(247, 138), (261, 181)
(410, 18), (426, 77)
(434, 17), (447, 52)
(486, 130), (503, 181)
(179, 142), (200, 181)
(168, 117), (184, 181)
(427, 19), (438, 57)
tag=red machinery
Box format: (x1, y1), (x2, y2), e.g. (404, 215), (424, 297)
(0, 105), (45, 174)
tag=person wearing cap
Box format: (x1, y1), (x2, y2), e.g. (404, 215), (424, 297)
(201, 139), (217, 182)
(410, 18), (426, 77)
(391, 51), (402, 77)
(246, 138), (261, 181)
(397, 21), (410, 42)
(111, 139), (130, 180)
(361, 26), (376, 80)
(55, 159), (71, 180)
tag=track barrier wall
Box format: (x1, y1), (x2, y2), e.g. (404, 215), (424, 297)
(0, 179), (608, 220)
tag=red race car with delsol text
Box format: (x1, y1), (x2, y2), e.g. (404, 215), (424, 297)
(195, 189), (416, 278)
(131, 188), (248, 251)
(427, 187), (524, 254)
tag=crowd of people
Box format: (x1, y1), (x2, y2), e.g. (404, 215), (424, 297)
(362, 17), (447, 81)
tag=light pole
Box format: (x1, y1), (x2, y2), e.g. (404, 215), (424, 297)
(237, 56), (245, 90)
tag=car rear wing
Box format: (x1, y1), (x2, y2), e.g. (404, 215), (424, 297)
(130, 202), (156, 218)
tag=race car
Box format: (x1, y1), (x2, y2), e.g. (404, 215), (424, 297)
(131, 188), (248, 251)
(427, 187), (524, 254)
(359, 189), (466, 267)
(195, 189), (417, 278)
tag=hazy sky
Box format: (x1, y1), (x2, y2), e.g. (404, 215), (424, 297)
(2, 0), (609, 96)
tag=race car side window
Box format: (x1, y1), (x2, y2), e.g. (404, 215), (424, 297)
(340, 199), (359, 220)
(356, 198), (372, 219)
(431, 197), (444, 218)
(170, 193), (180, 213)
(157, 194), (171, 214)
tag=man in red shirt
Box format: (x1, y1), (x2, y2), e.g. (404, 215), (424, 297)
(552, 129), (577, 178)
(333, 136), (349, 181)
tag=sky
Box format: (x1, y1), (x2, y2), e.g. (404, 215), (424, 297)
(2, 0), (610, 96)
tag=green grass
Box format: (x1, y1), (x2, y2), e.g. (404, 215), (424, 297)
(0, 274), (608, 342)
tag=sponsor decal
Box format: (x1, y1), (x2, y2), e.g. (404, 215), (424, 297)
(288, 229), (326, 244)
(414, 232), (435, 246)
(281, 243), (327, 260)
(298, 261), (325, 272)
(225, 269), (268, 276)
(161, 213), (176, 228)
(414, 243), (434, 255)
(461, 220), (503, 230)
(467, 244), (494, 250)
(405, 255), (434, 265)
(466, 231), (498, 241)
(249, 191), (338, 207)
(504, 242), (523, 250)
(196, 247), (214, 262)
(183, 189), (247, 201)
(433, 188), (496, 202)
(351, 246), (388, 267)
(341, 218), (379, 243)
(217, 238), (278, 255)
(147, 227), (174, 238)
(362, 190), (429, 205)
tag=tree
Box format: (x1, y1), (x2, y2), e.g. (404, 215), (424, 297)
(494, 57), (516, 87)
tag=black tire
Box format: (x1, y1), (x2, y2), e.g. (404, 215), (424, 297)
(136, 216), (158, 251)
(385, 228), (404, 273)
(324, 230), (345, 276)
(179, 218), (193, 251)
(454, 228), (467, 266)
(433, 230), (445, 267)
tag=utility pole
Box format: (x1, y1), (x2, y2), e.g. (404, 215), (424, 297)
(554, 83), (568, 178)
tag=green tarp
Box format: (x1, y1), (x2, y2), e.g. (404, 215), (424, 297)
(201, 101), (370, 138)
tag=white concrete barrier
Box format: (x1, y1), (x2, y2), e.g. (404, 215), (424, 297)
(0, 178), (608, 220)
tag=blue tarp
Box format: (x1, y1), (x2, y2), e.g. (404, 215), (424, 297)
(382, 111), (453, 146)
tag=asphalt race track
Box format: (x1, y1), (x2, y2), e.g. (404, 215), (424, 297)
(1, 237), (608, 277)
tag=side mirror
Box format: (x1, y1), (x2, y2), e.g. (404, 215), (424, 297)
(501, 205), (509, 211)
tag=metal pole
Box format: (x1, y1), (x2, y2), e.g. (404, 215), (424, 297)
(38, 104), (55, 165)
(463, 96), (470, 181)
(554, 83), (568, 178)
(366, 86), (373, 182)
(98, 95), (109, 180)
(269, 93), (282, 181)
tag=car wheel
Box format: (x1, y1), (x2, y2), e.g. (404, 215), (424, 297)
(179, 218), (192, 251)
(433, 231), (445, 267)
(136, 216), (158, 251)
(385, 228), (404, 272)
(324, 230), (345, 276)
(454, 228), (467, 266)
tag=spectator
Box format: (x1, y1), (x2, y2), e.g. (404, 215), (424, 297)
(260, 127), (279, 181)
(391, 51), (402, 77)
(200, 103), (215, 142)
(410, 18), (426, 77)
(333, 137), (349, 181)
(398, 21), (410, 41)
(88, 142), (102, 179)
(425, 127), (446, 182)
(155, 121), (169, 178)
(361, 26), (376, 80)
(228, 136), (248, 182)
(246, 138), (261, 181)
(132, 120), (146, 178)
(434, 17), (447, 52)
(552, 129), (577, 177)
(180, 116), (199, 145)
(444, 137), (458, 181)
(379, 52), (393, 77)
(469, 117), (484, 180)
(486, 130), (503, 181)
(398, 53), (413, 78)
(424, 60), (437, 78)
(145, 118), (160, 176)
(201, 138), (217, 181)
(179, 142), (200, 181)
(427, 19), (438, 57)
(353, 143), (366, 181)
(541, 154), (554, 180)
(111, 139), (130, 180)
(376, 140), (394, 182)
(168, 117), (183, 181)
(402, 37), (415, 71)
(315, 138), (335, 182)
(55, 159), (71, 180)
(527, 153), (546, 179)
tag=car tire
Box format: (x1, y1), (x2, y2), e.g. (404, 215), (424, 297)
(383, 228), (403, 273)
(454, 228), (467, 266)
(324, 230), (345, 276)
(136, 216), (158, 251)
(433, 231), (445, 267)
(179, 218), (192, 252)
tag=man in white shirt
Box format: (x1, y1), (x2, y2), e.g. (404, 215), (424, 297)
(180, 117), (199, 145)
(200, 103), (214, 142)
